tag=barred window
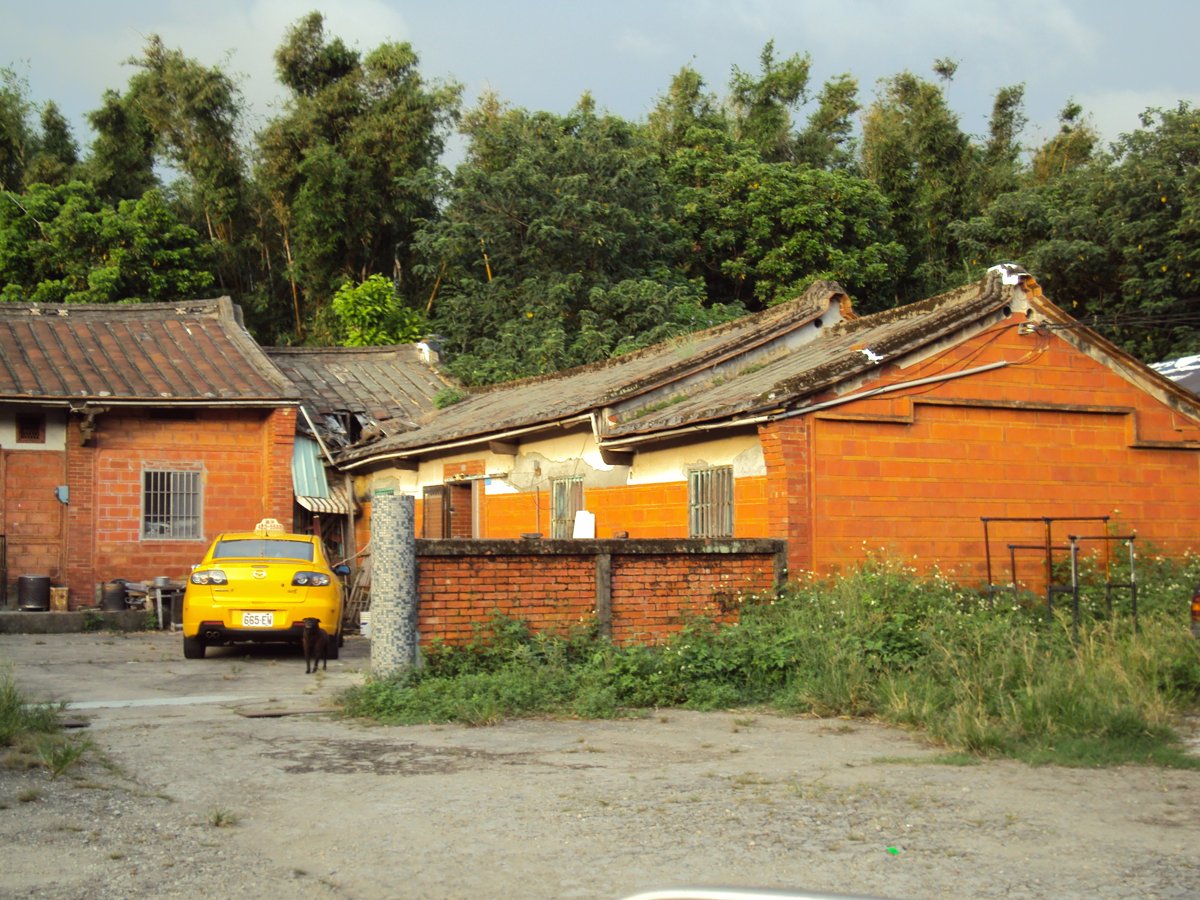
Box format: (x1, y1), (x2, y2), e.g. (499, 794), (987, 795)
(142, 469), (202, 540)
(551, 476), (584, 539)
(15, 413), (45, 443)
(688, 466), (733, 538)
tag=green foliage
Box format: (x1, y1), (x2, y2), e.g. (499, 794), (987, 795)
(419, 95), (691, 382)
(5, 32), (1200, 373)
(432, 386), (467, 408)
(0, 667), (62, 747)
(956, 102), (1200, 361)
(861, 65), (976, 301)
(34, 734), (91, 779)
(342, 557), (1200, 767)
(0, 181), (214, 303)
(256, 12), (461, 339)
(675, 148), (905, 309)
(0, 66), (34, 191)
(330, 274), (426, 346)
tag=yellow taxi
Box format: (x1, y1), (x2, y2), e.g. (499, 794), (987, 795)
(182, 518), (350, 660)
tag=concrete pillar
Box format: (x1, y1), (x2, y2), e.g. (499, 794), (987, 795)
(369, 493), (419, 675)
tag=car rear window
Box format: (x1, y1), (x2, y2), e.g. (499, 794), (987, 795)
(212, 539), (315, 561)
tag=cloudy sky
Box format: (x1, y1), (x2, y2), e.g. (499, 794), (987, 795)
(3, 0), (1197, 159)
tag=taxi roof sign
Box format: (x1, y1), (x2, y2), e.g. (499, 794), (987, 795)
(254, 517), (285, 534)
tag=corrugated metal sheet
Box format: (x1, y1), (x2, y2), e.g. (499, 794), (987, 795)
(292, 437), (329, 497)
(297, 485), (352, 515)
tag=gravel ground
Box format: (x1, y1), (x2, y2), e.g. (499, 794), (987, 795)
(1, 631), (1198, 899)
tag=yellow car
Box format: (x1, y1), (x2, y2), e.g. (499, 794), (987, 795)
(182, 519), (350, 660)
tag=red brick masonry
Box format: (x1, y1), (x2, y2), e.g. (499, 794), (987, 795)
(415, 538), (787, 645)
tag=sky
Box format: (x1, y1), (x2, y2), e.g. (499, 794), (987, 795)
(3, 0), (1198, 162)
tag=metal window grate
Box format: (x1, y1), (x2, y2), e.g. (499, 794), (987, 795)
(15, 414), (44, 443)
(688, 466), (733, 538)
(551, 476), (584, 539)
(142, 470), (201, 540)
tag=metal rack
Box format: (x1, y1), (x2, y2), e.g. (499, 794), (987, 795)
(981, 515), (1137, 634)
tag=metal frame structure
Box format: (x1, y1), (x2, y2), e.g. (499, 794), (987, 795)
(981, 516), (1138, 634)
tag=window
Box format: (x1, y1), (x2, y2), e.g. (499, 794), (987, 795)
(15, 413), (45, 443)
(551, 476), (584, 539)
(142, 469), (202, 540)
(688, 466), (733, 538)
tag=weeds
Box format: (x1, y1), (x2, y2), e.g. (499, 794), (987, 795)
(207, 807), (240, 827)
(342, 556), (1200, 767)
(1, 667), (62, 747)
(35, 735), (91, 779)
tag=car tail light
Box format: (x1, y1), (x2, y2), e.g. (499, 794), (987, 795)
(190, 569), (228, 585)
(292, 571), (331, 587)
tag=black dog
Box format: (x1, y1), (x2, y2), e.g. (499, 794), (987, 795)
(302, 617), (329, 674)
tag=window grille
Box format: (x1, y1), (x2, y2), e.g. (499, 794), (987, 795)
(142, 469), (202, 540)
(15, 413), (45, 443)
(551, 476), (584, 539)
(688, 466), (733, 538)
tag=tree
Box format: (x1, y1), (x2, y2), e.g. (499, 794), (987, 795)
(0, 67), (33, 191)
(1031, 100), (1099, 183)
(416, 94), (698, 383)
(665, 136), (903, 310)
(953, 103), (1200, 362)
(255, 13), (460, 342)
(728, 41), (812, 162)
(21, 102), (78, 187)
(0, 181), (214, 304)
(80, 89), (157, 202)
(861, 64), (976, 301)
(329, 274), (426, 346)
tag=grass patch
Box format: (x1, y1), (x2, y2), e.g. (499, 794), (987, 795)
(207, 807), (240, 827)
(343, 555), (1200, 767)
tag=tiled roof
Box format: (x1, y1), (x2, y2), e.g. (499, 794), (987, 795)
(264, 345), (455, 432)
(0, 297), (296, 405)
(337, 280), (848, 466)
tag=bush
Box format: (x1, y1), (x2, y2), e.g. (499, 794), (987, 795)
(341, 556), (1200, 766)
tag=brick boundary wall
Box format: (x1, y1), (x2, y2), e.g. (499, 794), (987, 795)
(414, 538), (788, 646)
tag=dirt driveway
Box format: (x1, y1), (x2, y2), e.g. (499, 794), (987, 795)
(1, 630), (1198, 900)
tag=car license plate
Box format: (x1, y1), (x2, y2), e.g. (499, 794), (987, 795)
(242, 612), (274, 628)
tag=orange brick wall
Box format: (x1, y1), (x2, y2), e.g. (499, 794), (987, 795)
(480, 478), (768, 540)
(414, 541), (782, 646)
(60, 407), (295, 606)
(777, 319), (1200, 586)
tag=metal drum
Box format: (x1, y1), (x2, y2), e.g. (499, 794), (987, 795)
(17, 575), (51, 611)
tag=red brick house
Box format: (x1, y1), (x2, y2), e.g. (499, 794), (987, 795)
(336, 266), (1200, 589)
(0, 298), (298, 608)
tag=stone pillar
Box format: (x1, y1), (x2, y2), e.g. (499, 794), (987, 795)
(369, 493), (420, 675)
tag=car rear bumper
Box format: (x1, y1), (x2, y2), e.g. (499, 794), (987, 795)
(191, 621), (310, 645)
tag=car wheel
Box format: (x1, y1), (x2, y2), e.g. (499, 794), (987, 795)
(183, 634), (206, 659)
(325, 631), (340, 661)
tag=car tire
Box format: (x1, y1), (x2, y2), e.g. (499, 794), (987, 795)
(183, 634), (206, 659)
(325, 631), (340, 661)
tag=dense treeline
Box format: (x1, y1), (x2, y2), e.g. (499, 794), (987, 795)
(2, 13), (1198, 384)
